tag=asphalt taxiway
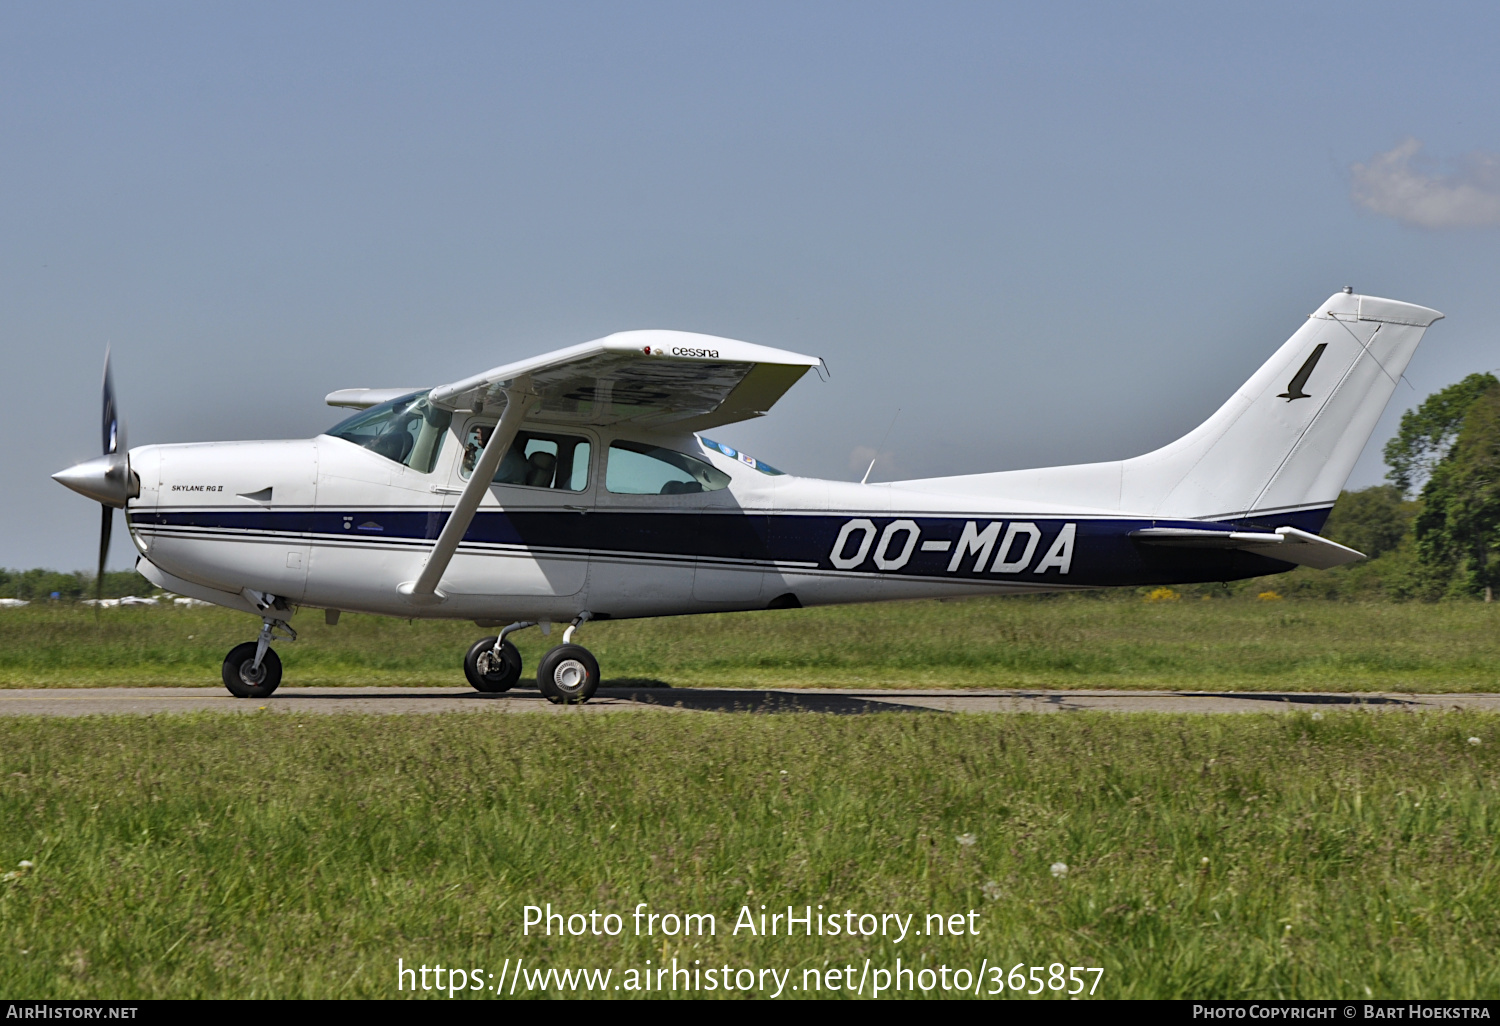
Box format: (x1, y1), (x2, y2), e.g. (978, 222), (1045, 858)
(1, 686), (1497, 716)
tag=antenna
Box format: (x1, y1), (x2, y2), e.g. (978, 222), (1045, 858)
(861, 408), (901, 485)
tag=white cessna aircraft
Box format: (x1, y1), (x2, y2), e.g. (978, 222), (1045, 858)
(54, 289), (1441, 703)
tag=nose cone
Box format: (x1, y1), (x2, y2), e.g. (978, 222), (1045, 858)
(53, 453), (137, 507)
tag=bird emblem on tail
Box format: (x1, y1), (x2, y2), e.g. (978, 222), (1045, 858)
(1278, 343), (1327, 401)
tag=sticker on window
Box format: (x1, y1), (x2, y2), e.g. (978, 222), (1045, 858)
(700, 438), (785, 476)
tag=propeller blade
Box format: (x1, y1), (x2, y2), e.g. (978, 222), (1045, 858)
(97, 505), (112, 605)
(102, 348), (120, 455)
(56, 348), (131, 607)
(97, 349), (120, 607)
(57, 349), (135, 507)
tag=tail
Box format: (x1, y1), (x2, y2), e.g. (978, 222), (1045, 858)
(906, 291), (1444, 529)
(1124, 290), (1442, 526)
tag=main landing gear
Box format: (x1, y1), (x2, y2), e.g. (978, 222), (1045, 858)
(223, 615), (296, 699)
(464, 614), (598, 704)
(464, 630), (523, 692)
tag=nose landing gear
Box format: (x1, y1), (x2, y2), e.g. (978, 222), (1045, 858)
(223, 616), (296, 698)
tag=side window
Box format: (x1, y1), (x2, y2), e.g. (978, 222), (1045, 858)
(326, 392), (452, 473)
(460, 428), (591, 491)
(606, 440), (731, 494)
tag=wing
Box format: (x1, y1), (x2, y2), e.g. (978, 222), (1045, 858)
(426, 330), (821, 431)
(325, 387), (429, 410)
(1130, 525), (1364, 570)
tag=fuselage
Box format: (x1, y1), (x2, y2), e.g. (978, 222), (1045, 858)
(124, 417), (1302, 624)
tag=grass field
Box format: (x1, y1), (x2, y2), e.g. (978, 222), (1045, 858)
(2, 596), (1500, 692)
(1, 711), (1496, 999)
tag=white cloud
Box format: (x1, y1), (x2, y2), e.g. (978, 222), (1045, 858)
(1351, 138), (1500, 229)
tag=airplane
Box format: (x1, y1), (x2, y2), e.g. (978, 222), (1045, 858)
(53, 288), (1443, 703)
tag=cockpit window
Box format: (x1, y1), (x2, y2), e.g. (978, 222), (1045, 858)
(606, 440), (731, 495)
(460, 428), (591, 491)
(327, 392), (452, 473)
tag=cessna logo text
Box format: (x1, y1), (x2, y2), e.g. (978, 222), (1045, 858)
(829, 519), (1076, 575)
(672, 347), (719, 358)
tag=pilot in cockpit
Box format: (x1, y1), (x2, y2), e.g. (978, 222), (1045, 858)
(461, 425), (491, 477)
(461, 426), (564, 489)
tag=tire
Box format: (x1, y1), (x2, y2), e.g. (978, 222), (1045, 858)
(464, 637), (522, 693)
(222, 641), (282, 698)
(536, 644), (599, 704)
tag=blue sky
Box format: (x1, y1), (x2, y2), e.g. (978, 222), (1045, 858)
(6, 2), (1500, 570)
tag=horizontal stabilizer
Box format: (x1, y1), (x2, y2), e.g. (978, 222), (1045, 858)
(1131, 526), (1365, 570)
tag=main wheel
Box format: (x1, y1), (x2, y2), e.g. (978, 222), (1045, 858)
(222, 641), (282, 698)
(464, 636), (522, 693)
(536, 644), (599, 704)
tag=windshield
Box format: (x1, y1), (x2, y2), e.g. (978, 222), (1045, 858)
(327, 392), (453, 473)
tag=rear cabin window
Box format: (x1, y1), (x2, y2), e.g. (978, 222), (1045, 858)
(606, 440), (731, 494)
(326, 392), (452, 473)
(460, 428), (591, 491)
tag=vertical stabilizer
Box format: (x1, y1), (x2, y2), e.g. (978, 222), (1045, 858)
(1120, 291), (1443, 522)
(901, 291), (1444, 527)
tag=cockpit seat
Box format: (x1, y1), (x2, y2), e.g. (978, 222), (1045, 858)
(526, 451), (558, 488)
(370, 429), (413, 463)
(493, 449), (528, 484)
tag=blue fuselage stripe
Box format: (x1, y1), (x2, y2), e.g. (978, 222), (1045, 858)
(132, 507), (1318, 587)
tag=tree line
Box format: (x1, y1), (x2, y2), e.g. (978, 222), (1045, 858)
(0, 568), (153, 602)
(1233, 370), (1500, 601)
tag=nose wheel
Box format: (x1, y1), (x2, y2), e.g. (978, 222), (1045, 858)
(223, 615), (295, 698)
(223, 642), (282, 697)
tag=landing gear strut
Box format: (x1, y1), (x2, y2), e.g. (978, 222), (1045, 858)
(223, 616), (296, 698)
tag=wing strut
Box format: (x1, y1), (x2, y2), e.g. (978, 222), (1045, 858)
(398, 379), (538, 604)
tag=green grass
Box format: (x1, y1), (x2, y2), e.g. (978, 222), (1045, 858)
(3, 596), (1500, 691)
(1, 712), (1497, 998)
